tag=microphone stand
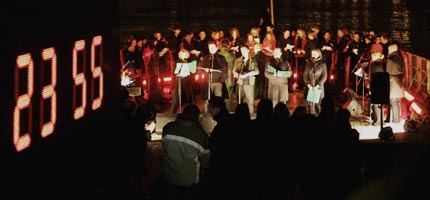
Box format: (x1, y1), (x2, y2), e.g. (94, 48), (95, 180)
(206, 54), (214, 113)
(312, 64), (316, 115)
(275, 59), (279, 105)
(368, 60), (373, 122)
(351, 48), (369, 94)
(178, 63), (183, 112)
(210, 55), (214, 99)
(238, 57), (245, 105)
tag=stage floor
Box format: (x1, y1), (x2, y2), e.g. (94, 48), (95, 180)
(150, 89), (409, 141)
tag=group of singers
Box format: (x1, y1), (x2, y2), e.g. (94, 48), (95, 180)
(121, 24), (405, 122)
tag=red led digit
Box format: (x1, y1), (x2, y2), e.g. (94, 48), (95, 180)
(91, 35), (103, 110)
(72, 40), (87, 120)
(40, 47), (57, 138)
(13, 53), (33, 152)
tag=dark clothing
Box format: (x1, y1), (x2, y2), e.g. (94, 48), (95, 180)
(304, 60), (328, 92)
(193, 38), (209, 58)
(335, 36), (350, 88)
(199, 54), (227, 83)
(162, 118), (210, 187)
(204, 110), (244, 199)
(386, 51), (405, 123)
(304, 59), (328, 115)
(265, 58), (291, 103)
(198, 53), (228, 100)
(320, 39), (336, 75)
(171, 59), (195, 113)
(276, 35), (294, 64)
(254, 51), (271, 99)
(155, 40), (171, 76)
(180, 41), (199, 61)
(168, 34), (181, 55)
(370, 61), (387, 125)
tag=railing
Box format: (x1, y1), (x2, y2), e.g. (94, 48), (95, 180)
(401, 51), (430, 119)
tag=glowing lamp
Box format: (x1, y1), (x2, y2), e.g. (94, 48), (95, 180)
(410, 102), (423, 116)
(404, 91), (415, 101)
(163, 77), (172, 82)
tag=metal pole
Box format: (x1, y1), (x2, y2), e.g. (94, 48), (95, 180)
(270, 0), (274, 25)
(275, 70), (278, 105)
(179, 76), (182, 112)
(209, 55), (213, 101)
(380, 104), (383, 130)
(238, 82), (241, 104)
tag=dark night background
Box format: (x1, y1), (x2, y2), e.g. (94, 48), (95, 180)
(1, 0), (430, 193)
(119, 0), (430, 58)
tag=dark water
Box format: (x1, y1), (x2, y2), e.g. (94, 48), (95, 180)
(119, 0), (430, 58)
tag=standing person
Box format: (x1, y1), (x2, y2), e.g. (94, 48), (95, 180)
(161, 104), (210, 200)
(386, 43), (405, 123)
(167, 25), (182, 63)
(233, 45), (259, 114)
(276, 27), (294, 66)
(254, 43), (270, 100)
(204, 96), (242, 199)
(180, 31), (200, 61)
(369, 51), (386, 126)
(193, 29), (209, 59)
(198, 41), (228, 103)
(311, 24), (323, 42)
(320, 30), (335, 81)
(304, 49), (328, 115)
(228, 27), (243, 57)
(265, 48), (292, 106)
(218, 40), (237, 112)
(121, 36), (138, 74)
(117, 89), (148, 193)
(171, 49), (195, 113)
(294, 29), (308, 90)
(153, 30), (171, 80)
(334, 27), (351, 92)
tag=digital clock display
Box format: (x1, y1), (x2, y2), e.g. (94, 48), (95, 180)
(1, 0), (120, 190)
(11, 35), (105, 152)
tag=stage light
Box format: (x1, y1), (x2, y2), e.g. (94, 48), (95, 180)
(342, 87), (348, 93)
(404, 91), (414, 101)
(410, 102), (423, 116)
(163, 76), (172, 82)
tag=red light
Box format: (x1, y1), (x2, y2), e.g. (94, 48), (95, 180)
(163, 76), (172, 82)
(293, 73), (297, 79)
(158, 78), (161, 82)
(411, 102), (423, 116)
(91, 35), (103, 110)
(14, 53), (34, 152)
(342, 87), (348, 93)
(404, 91), (415, 102)
(143, 80), (147, 85)
(73, 40), (87, 120)
(330, 74), (334, 80)
(292, 82), (298, 91)
(40, 47), (57, 138)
